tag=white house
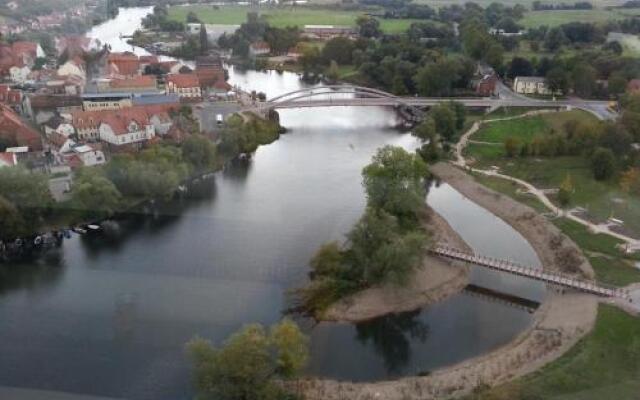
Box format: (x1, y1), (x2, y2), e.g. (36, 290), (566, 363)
(513, 76), (552, 95)
(73, 144), (105, 167)
(149, 112), (173, 135)
(9, 65), (31, 84)
(99, 114), (155, 147)
(165, 73), (202, 100)
(57, 58), (87, 84)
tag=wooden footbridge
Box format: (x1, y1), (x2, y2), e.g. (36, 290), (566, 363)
(431, 245), (632, 300)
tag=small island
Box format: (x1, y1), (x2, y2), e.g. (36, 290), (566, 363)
(294, 145), (471, 322)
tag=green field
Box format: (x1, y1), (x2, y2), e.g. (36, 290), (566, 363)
(467, 111), (640, 234)
(472, 305), (640, 400)
(520, 8), (640, 28)
(168, 5), (420, 33)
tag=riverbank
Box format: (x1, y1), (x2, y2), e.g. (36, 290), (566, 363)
(322, 207), (471, 323)
(293, 163), (599, 400)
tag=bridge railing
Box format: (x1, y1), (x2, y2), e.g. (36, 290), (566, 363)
(431, 244), (631, 300)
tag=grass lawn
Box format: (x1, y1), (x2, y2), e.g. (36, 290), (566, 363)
(167, 5), (419, 33)
(484, 106), (559, 119)
(471, 305), (640, 400)
(520, 8), (640, 28)
(474, 110), (591, 144)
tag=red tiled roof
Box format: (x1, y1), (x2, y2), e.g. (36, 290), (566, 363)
(0, 104), (42, 150)
(109, 75), (157, 89)
(0, 152), (16, 166)
(11, 42), (38, 58)
(166, 73), (200, 88)
(107, 52), (141, 76)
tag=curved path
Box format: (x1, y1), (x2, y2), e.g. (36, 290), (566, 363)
(454, 111), (640, 253)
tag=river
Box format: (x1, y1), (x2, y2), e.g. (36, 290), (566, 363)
(0, 8), (544, 400)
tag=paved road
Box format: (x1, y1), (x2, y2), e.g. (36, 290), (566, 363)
(194, 101), (240, 133)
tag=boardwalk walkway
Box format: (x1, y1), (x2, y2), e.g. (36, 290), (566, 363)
(431, 245), (631, 300)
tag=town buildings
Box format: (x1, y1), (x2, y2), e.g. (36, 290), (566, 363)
(166, 74), (202, 101)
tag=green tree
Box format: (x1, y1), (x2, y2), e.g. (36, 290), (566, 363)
(199, 24), (209, 55)
(413, 118), (436, 142)
(572, 63), (597, 98)
(186, 320), (308, 400)
(321, 36), (354, 65)
(544, 27), (568, 51)
(326, 60), (339, 82)
(431, 104), (457, 141)
(0, 167), (52, 232)
(356, 15), (381, 38)
(545, 67), (570, 95)
(362, 146), (429, 221)
(0, 195), (25, 240)
(557, 174), (573, 207)
(71, 169), (121, 218)
(269, 319), (309, 379)
(182, 134), (218, 173)
(187, 11), (201, 23)
(485, 43), (504, 70)
(591, 147), (616, 180)
(310, 241), (345, 278)
(608, 72), (627, 97)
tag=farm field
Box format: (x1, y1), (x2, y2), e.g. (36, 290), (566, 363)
(520, 8), (640, 28)
(167, 5), (420, 33)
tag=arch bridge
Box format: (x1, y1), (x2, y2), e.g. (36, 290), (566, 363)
(239, 85), (617, 121)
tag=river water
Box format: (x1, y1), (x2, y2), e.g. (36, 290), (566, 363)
(0, 8), (544, 399)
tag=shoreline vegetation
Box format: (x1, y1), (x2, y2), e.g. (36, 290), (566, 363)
(0, 113), (282, 260)
(292, 162), (599, 400)
(322, 206), (471, 323)
(291, 146), (433, 320)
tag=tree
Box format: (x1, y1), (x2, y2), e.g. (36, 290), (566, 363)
(413, 118), (436, 142)
(507, 57), (534, 79)
(608, 72), (628, 97)
(572, 63), (597, 98)
(591, 147), (616, 180)
(269, 319), (309, 379)
(182, 134), (218, 173)
(326, 60), (340, 81)
(431, 104), (457, 140)
(199, 24), (209, 55)
(321, 36), (354, 65)
(356, 15), (382, 38)
(546, 67), (570, 95)
(449, 101), (466, 130)
(186, 320), (308, 400)
(544, 27), (568, 51)
(0, 195), (24, 240)
(0, 167), (52, 232)
(186, 11), (201, 23)
(620, 167), (640, 195)
(71, 169), (121, 218)
(362, 146), (429, 220)
(310, 241), (345, 278)
(485, 43), (504, 70)
(558, 174), (573, 206)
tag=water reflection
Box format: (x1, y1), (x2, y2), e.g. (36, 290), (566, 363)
(355, 310), (430, 374)
(0, 252), (65, 295)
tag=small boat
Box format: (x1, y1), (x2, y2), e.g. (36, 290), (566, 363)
(73, 227), (87, 234)
(87, 224), (101, 231)
(34, 236), (42, 246)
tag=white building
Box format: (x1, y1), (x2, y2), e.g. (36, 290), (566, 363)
(165, 73), (202, 100)
(513, 76), (552, 95)
(73, 145), (105, 167)
(99, 115), (155, 147)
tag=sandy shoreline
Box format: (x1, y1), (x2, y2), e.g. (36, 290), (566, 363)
(294, 163), (598, 400)
(322, 207), (472, 323)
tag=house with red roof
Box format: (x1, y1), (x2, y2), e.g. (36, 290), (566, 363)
(0, 104), (42, 150)
(108, 76), (158, 93)
(166, 73), (202, 101)
(107, 52), (141, 77)
(0, 85), (24, 112)
(0, 152), (18, 168)
(98, 108), (156, 148)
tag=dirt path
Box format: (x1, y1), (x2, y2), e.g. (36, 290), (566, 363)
(294, 164), (599, 400)
(454, 112), (640, 252)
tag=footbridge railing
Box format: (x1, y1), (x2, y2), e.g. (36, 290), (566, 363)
(431, 245), (631, 300)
